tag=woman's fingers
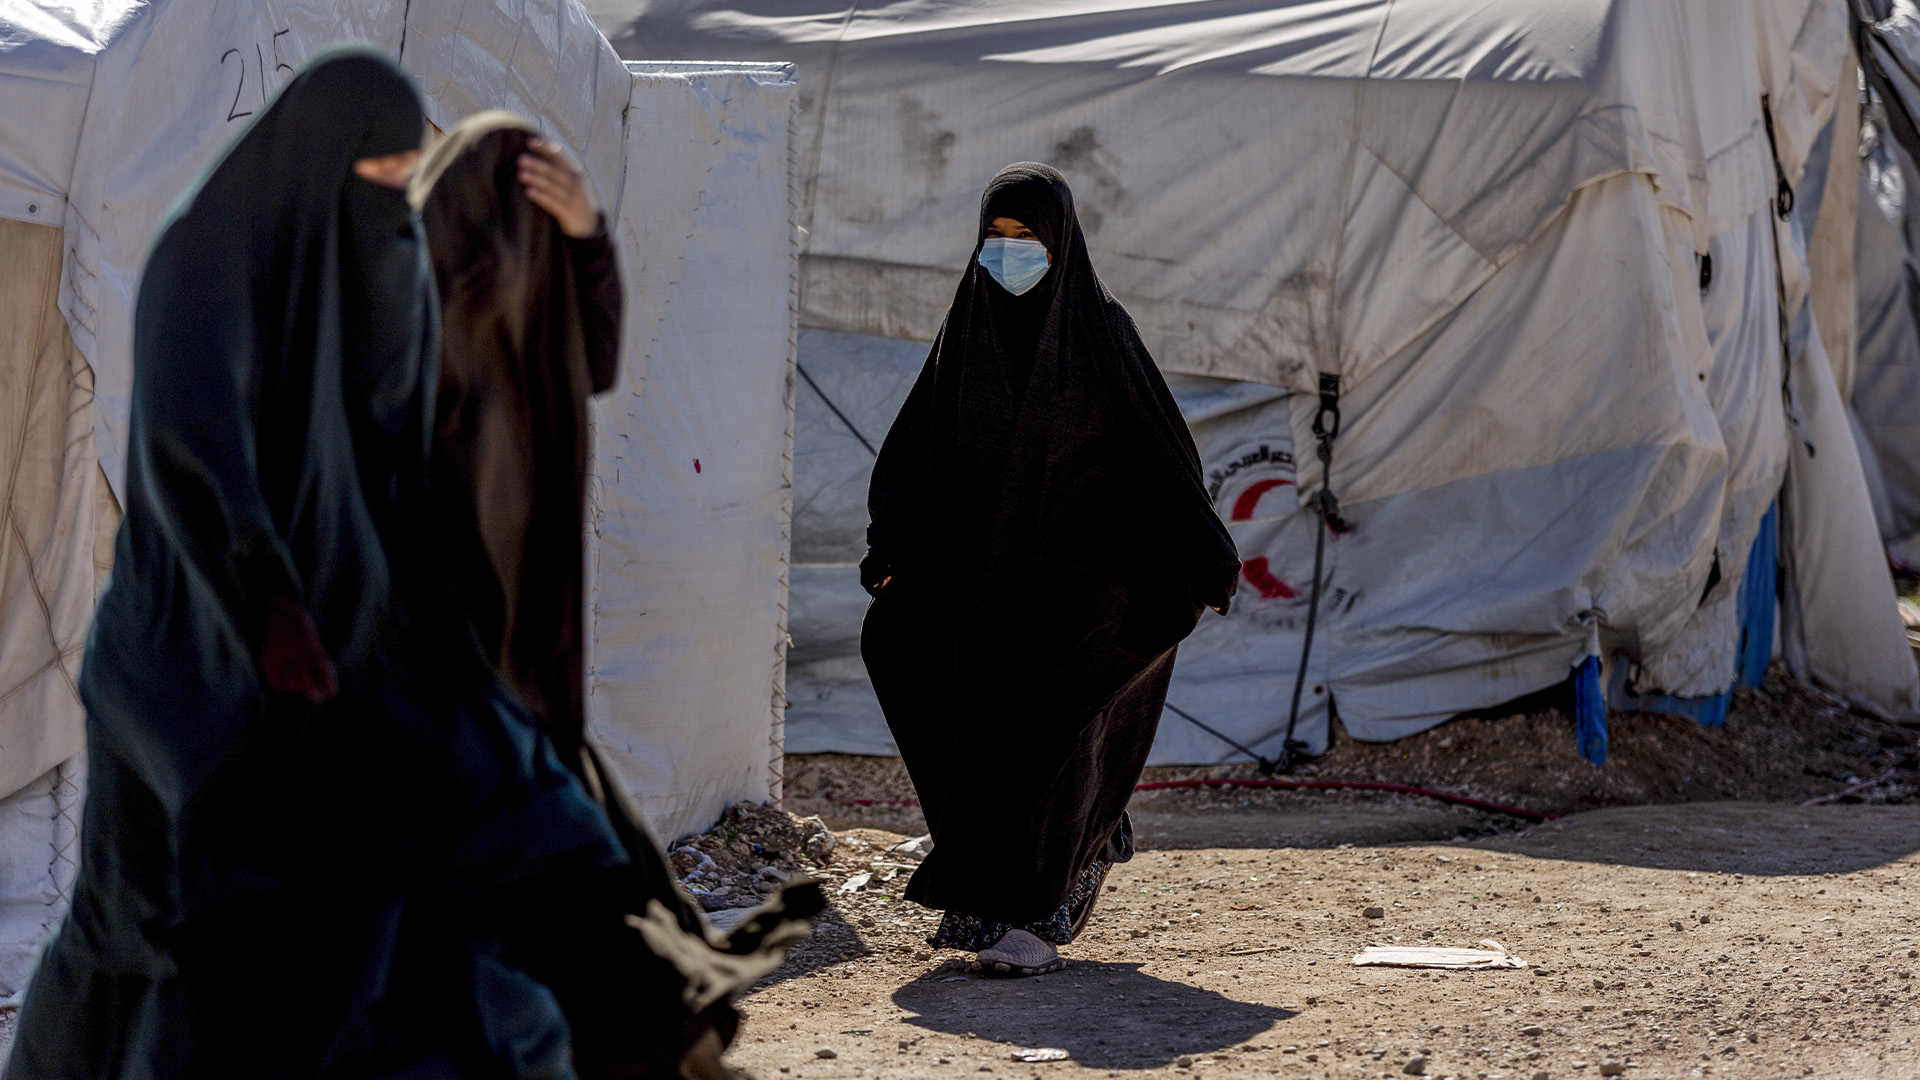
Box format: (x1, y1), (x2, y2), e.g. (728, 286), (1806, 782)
(518, 139), (599, 238)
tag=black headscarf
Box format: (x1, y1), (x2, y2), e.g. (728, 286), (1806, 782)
(8, 48), (624, 1079)
(863, 164), (1240, 924)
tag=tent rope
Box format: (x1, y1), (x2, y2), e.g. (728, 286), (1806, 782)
(1256, 372), (1351, 775)
(797, 362), (878, 456)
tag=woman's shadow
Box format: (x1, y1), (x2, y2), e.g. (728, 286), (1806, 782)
(890, 961), (1292, 1070)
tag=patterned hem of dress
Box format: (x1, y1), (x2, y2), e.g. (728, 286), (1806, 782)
(926, 859), (1108, 952)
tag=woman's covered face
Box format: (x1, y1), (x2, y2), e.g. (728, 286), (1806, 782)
(980, 215), (1051, 295)
(353, 150), (422, 190)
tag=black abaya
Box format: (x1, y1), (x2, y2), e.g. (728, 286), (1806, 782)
(861, 164), (1240, 927)
(5, 50), (622, 1079)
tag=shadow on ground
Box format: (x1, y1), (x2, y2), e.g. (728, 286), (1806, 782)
(890, 961), (1292, 1070)
(1471, 801), (1920, 875)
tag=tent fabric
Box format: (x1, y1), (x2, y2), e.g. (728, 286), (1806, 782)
(585, 64), (799, 836)
(640, 0), (1920, 764)
(0, 219), (114, 800)
(1853, 2), (1920, 563)
(0, 759), (80, 1008)
(0, 0), (798, 994)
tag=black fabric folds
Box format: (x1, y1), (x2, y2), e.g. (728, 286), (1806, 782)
(410, 112), (823, 1077)
(412, 112), (619, 768)
(861, 163), (1240, 925)
(5, 49), (622, 1079)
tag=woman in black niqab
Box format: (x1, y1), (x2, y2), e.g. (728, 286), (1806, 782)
(5, 48), (627, 1079)
(861, 164), (1241, 975)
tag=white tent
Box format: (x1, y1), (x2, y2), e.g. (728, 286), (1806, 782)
(0, 1), (798, 999)
(1852, 1), (1920, 568)
(595, 0), (1920, 763)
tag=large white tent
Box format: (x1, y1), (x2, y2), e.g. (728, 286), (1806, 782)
(594, 0), (1920, 763)
(0, 0), (798, 999)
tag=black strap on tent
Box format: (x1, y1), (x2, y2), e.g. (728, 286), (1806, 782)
(1758, 94), (1817, 457)
(1759, 94), (1796, 221)
(797, 362), (878, 456)
(1250, 372), (1351, 776)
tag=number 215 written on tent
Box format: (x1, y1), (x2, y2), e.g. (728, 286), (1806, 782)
(219, 30), (295, 123)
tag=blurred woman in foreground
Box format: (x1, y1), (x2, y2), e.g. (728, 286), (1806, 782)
(7, 50), (811, 1079)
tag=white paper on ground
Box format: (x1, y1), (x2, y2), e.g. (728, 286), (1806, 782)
(1352, 940), (1528, 970)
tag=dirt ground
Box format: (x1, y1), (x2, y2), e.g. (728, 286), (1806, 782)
(746, 671), (1920, 1080)
(735, 803), (1920, 1080)
(4, 673), (1914, 1077)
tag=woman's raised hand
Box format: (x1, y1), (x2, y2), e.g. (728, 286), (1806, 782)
(518, 138), (600, 238)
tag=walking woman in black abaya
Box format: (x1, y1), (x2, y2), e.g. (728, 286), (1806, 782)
(861, 163), (1241, 977)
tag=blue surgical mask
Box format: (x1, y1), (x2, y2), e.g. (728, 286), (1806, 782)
(978, 237), (1051, 295)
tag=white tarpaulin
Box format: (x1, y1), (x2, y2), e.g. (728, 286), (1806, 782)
(0, 0), (797, 996)
(601, 0), (1920, 763)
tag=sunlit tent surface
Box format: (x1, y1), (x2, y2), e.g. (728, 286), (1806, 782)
(0, 0), (798, 998)
(595, 0), (1920, 761)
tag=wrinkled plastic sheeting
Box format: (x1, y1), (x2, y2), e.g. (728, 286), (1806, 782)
(0, 757), (83, 1003)
(585, 68), (800, 844)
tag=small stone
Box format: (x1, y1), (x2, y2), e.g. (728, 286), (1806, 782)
(1403, 1055), (1428, 1075)
(914, 949), (934, 961)
(1570, 1062), (1589, 1069)
(1131, 929), (1151, 938)
(813, 1047), (838, 1059)
(1364, 906), (1386, 919)
(1533, 968), (1552, 976)
(1533, 1073), (1550, 1080)
(1305, 995), (1320, 1005)
(1305, 1054), (1319, 1062)
(1598, 1065), (1627, 1077)
(1581, 1005), (1595, 1012)
(1176, 1056), (1194, 1069)
(1592, 978), (1605, 990)
(1745, 1032), (1758, 1043)
(1521, 1026), (1544, 1037)
(1909, 949), (1917, 959)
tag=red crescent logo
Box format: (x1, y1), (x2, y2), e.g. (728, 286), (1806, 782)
(1241, 556), (1296, 600)
(1231, 477), (1293, 521)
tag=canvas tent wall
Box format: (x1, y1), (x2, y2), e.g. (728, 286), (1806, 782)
(0, 0), (798, 999)
(1851, 0), (1920, 571)
(595, 0), (1920, 765)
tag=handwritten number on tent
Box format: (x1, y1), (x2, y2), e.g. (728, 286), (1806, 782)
(223, 50), (252, 122)
(221, 31), (296, 123)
